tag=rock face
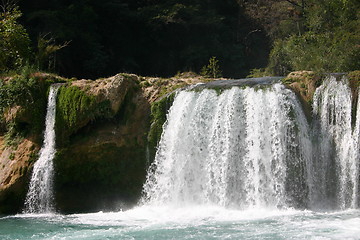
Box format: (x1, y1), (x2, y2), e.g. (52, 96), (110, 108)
(54, 74), (151, 212)
(282, 71), (322, 120)
(0, 137), (40, 213)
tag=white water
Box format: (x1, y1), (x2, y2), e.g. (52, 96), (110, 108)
(311, 76), (360, 209)
(24, 85), (60, 213)
(143, 84), (312, 209)
(144, 76), (360, 211)
(2, 207), (360, 240)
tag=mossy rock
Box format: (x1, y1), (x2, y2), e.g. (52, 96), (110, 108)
(54, 142), (147, 213)
(55, 85), (113, 147)
(283, 71), (324, 121)
(55, 74), (138, 147)
(147, 93), (175, 149)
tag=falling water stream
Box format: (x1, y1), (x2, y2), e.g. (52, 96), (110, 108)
(1, 76), (360, 239)
(143, 83), (312, 209)
(23, 85), (60, 213)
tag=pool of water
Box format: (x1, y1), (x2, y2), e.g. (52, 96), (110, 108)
(1, 206), (359, 240)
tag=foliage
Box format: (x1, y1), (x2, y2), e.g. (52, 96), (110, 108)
(0, 5), (31, 72)
(241, 0), (306, 40)
(247, 68), (269, 78)
(0, 67), (57, 145)
(200, 56), (222, 78)
(17, 0), (269, 78)
(35, 34), (70, 72)
(241, 0), (360, 74)
(264, 0), (360, 75)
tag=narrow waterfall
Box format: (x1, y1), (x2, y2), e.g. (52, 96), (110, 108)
(143, 75), (360, 210)
(143, 83), (312, 209)
(311, 76), (360, 209)
(24, 85), (60, 213)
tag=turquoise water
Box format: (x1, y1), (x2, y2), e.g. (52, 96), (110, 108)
(1, 206), (360, 239)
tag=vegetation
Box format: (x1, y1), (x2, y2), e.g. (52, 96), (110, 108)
(244, 0), (360, 75)
(147, 93), (175, 149)
(201, 57), (222, 78)
(14, 0), (269, 79)
(1, 0), (358, 79)
(55, 85), (113, 146)
(0, 3), (31, 72)
(0, 67), (57, 144)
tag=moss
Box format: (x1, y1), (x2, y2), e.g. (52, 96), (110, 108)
(147, 93), (175, 149)
(55, 85), (113, 147)
(159, 82), (187, 97)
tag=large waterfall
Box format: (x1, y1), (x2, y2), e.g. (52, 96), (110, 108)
(24, 85), (60, 213)
(143, 76), (360, 210)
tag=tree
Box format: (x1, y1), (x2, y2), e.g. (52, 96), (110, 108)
(0, 0), (31, 72)
(266, 0), (360, 75)
(201, 56), (222, 78)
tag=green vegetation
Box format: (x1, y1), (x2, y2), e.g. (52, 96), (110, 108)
(2, 0), (358, 80)
(56, 85), (113, 146)
(148, 93), (175, 149)
(0, 68), (57, 145)
(0, 5), (31, 72)
(201, 57), (222, 78)
(15, 0), (269, 79)
(260, 0), (360, 75)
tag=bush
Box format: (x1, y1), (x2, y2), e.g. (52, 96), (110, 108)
(200, 56), (222, 78)
(0, 6), (31, 72)
(267, 30), (360, 75)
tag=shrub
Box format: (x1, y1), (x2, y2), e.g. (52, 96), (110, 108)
(200, 56), (222, 78)
(0, 6), (31, 72)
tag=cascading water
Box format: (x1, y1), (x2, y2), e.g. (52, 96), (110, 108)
(144, 75), (360, 211)
(143, 83), (312, 209)
(311, 75), (360, 209)
(24, 85), (60, 213)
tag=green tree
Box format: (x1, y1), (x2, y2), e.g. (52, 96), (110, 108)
(0, 2), (31, 72)
(265, 0), (360, 74)
(201, 56), (222, 78)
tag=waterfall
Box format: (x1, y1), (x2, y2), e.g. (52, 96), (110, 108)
(143, 83), (312, 209)
(311, 75), (359, 209)
(24, 85), (60, 213)
(143, 75), (360, 210)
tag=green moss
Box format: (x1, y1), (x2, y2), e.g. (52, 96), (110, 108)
(56, 85), (113, 147)
(147, 93), (175, 149)
(159, 82), (187, 97)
